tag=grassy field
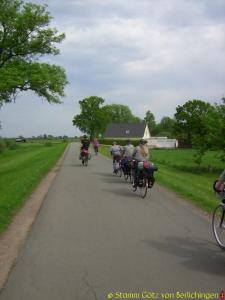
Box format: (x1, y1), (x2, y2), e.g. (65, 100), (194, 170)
(0, 141), (67, 234)
(99, 145), (223, 213)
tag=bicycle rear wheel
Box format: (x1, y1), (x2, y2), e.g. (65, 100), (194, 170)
(124, 169), (130, 181)
(117, 167), (122, 177)
(139, 178), (147, 198)
(212, 204), (225, 249)
(84, 155), (88, 166)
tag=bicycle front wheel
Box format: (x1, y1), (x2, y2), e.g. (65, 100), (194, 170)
(212, 204), (225, 249)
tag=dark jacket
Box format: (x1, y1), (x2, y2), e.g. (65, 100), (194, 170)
(81, 138), (90, 150)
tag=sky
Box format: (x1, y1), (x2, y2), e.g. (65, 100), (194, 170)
(0, 0), (225, 137)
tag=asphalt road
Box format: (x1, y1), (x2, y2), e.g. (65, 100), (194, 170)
(0, 143), (224, 300)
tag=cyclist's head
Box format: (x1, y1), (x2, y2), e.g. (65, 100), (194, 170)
(112, 140), (117, 145)
(83, 135), (87, 139)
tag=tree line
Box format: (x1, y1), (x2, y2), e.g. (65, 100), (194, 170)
(72, 96), (178, 139)
(73, 96), (225, 164)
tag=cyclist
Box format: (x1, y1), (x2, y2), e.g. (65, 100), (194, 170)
(132, 139), (153, 188)
(215, 170), (225, 192)
(121, 139), (134, 173)
(123, 139), (134, 159)
(92, 138), (99, 155)
(80, 135), (90, 163)
(110, 141), (122, 173)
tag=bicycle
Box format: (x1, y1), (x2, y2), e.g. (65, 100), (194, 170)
(121, 159), (133, 182)
(93, 146), (98, 155)
(132, 161), (158, 198)
(212, 181), (225, 249)
(113, 155), (122, 177)
(81, 149), (89, 166)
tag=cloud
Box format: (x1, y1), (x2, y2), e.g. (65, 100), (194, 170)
(1, 0), (224, 136)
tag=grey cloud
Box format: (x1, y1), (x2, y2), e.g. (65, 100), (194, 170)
(1, 0), (224, 137)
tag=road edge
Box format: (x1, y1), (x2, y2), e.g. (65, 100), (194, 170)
(0, 143), (70, 290)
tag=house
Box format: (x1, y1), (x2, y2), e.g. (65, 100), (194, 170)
(104, 122), (178, 148)
(104, 122), (150, 140)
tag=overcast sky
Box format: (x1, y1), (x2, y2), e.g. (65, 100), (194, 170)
(0, 0), (225, 137)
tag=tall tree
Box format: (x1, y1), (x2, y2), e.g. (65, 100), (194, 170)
(174, 99), (214, 163)
(206, 100), (225, 161)
(72, 96), (106, 139)
(102, 104), (141, 124)
(155, 116), (175, 138)
(0, 0), (68, 105)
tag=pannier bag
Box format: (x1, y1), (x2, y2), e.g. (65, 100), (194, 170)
(81, 149), (89, 156)
(138, 161), (158, 173)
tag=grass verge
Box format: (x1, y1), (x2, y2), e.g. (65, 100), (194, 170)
(99, 145), (222, 213)
(0, 142), (68, 234)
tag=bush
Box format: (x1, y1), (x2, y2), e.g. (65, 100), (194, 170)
(99, 138), (140, 146)
(0, 139), (7, 154)
(5, 139), (19, 150)
(9, 143), (20, 150)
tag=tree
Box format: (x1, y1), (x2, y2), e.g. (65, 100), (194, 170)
(206, 101), (225, 161)
(0, 0), (68, 105)
(155, 116), (175, 138)
(102, 104), (141, 124)
(174, 99), (214, 163)
(144, 110), (156, 133)
(72, 96), (106, 139)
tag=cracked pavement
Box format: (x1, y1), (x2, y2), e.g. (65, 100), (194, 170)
(0, 143), (224, 300)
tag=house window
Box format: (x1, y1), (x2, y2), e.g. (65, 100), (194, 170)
(125, 130), (130, 134)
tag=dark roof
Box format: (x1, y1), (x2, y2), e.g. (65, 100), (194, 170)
(104, 122), (146, 138)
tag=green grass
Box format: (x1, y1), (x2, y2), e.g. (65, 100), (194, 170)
(150, 149), (223, 173)
(0, 142), (68, 234)
(99, 145), (111, 158)
(99, 145), (223, 213)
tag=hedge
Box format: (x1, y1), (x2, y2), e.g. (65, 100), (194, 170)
(99, 138), (140, 146)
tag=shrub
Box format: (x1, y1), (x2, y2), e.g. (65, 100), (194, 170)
(99, 138), (140, 146)
(5, 139), (19, 150)
(9, 143), (20, 150)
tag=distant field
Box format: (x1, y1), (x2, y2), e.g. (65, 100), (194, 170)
(150, 149), (223, 173)
(0, 142), (68, 234)
(99, 145), (223, 213)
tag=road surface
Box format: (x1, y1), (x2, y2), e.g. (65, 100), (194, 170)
(0, 143), (224, 300)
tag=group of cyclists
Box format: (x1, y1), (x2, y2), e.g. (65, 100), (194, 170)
(110, 139), (157, 189)
(80, 135), (225, 195)
(79, 135), (157, 190)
